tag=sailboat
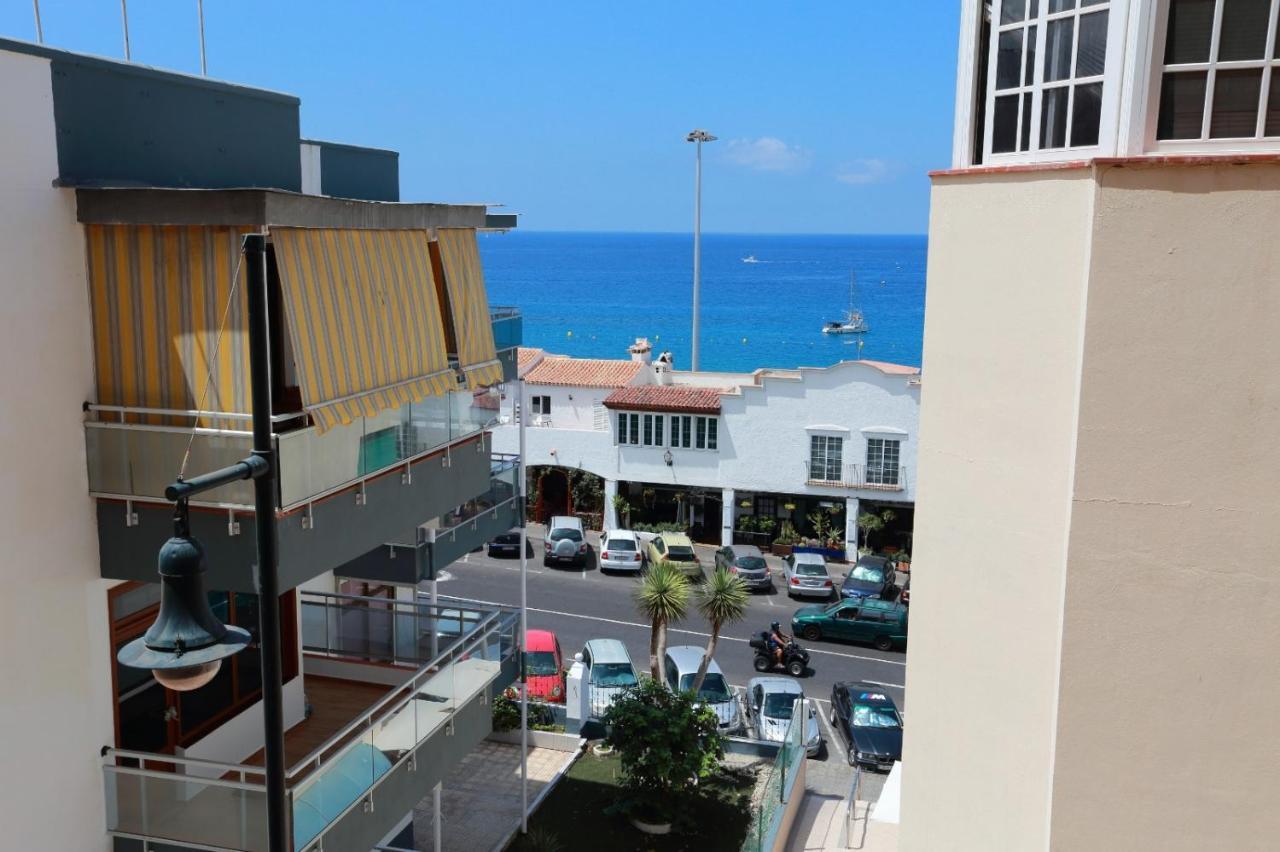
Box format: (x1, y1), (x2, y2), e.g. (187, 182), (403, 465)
(822, 272), (869, 334)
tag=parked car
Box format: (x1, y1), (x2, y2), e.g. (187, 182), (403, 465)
(645, 533), (703, 581)
(525, 629), (565, 703)
(664, 645), (740, 732)
(487, 531), (532, 559)
(714, 544), (772, 591)
(783, 552), (836, 599)
(899, 574), (910, 606)
(829, 682), (903, 770)
(599, 529), (645, 573)
(745, 676), (823, 756)
(840, 555), (898, 600)
(790, 598), (908, 651)
(577, 638), (639, 716)
(543, 516), (589, 568)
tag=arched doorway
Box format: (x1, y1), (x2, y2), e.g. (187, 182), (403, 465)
(535, 469), (571, 524)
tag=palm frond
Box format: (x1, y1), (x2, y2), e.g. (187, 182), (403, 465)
(633, 560), (691, 623)
(698, 568), (750, 626)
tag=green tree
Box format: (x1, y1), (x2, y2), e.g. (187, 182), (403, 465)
(633, 561), (690, 685)
(857, 508), (897, 551)
(690, 569), (750, 694)
(602, 678), (724, 823)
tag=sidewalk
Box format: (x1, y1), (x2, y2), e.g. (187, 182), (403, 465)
(785, 795), (899, 852)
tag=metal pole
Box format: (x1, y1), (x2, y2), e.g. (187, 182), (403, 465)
(518, 378), (529, 833)
(691, 138), (702, 371)
(197, 0), (207, 75)
(244, 234), (288, 852)
(32, 1), (43, 42)
(120, 0), (131, 60)
(433, 783), (442, 852)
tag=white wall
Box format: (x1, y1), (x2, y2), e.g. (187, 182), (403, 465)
(516, 384), (606, 431)
(0, 50), (113, 852)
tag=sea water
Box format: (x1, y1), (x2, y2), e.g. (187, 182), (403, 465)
(479, 231), (926, 373)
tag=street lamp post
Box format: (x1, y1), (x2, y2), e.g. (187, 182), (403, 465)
(117, 234), (289, 852)
(686, 128), (717, 372)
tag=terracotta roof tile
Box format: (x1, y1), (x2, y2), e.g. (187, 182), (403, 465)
(525, 357), (643, 388)
(517, 347), (546, 369)
(604, 385), (724, 414)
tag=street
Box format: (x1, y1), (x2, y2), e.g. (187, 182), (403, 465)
(423, 525), (907, 800)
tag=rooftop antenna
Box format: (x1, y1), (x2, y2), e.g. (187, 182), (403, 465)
(198, 0), (207, 75)
(32, 0), (43, 42)
(120, 0), (131, 60)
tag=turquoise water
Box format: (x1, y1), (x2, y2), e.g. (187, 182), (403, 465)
(478, 231), (927, 372)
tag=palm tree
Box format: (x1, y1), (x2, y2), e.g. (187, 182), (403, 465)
(633, 561), (690, 686)
(690, 568), (750, 694)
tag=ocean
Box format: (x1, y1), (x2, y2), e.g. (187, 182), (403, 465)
(478, 231), (927, 373)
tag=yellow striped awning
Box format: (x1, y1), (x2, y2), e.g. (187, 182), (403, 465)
(271, 228), (454, 432)
(85, 225), (251, 428)
(435, 228), (503, 389)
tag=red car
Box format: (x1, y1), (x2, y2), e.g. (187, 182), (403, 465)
(525, 629), (565, 703)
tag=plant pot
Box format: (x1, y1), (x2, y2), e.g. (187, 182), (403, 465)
(592, 742), (614, 757)
(772, 543), (793, 558)
(630, 817), (672, 836)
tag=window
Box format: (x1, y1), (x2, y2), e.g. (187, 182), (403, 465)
(671, 415), (692, 448)
(1155, 0), (1280, 142)
(984, 0), (1112, 157)
(531, 395), (551, 415)
(755, 495), (777, 518)
(809, 435), (844, 481)
(641, 413), (665, 447)
(694, 416), (718, 450)
(667, 414), (716, 450)
(617, 411), (639, 445)
(866, 438), (901, 486)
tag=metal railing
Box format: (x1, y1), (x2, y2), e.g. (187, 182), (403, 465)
(741, 698), (807, 852)
(101, 595), (518, 852)
(85, 390), (497, 511)
(844, 764), (864, 848)
(803, 461), (906, 491)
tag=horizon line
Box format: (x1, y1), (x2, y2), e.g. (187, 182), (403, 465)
(481, 228), (928, 238)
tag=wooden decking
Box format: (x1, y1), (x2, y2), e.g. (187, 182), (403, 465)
(243, 676), (392, 775)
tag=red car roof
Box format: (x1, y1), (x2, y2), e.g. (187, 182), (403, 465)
(525, 629), (558, 652)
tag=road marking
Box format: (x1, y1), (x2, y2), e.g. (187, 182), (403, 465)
(435, 593), (906, 668)
(818, 705), (846, 761)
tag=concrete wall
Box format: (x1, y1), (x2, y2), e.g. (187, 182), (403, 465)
(0, 50), (113, 852)
(901, 171), (1095, 851)
(1047, 162), (1280, 850)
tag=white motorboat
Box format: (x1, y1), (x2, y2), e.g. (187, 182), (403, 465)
(742, 254), (759, 263)
(822, 272), (869, 334)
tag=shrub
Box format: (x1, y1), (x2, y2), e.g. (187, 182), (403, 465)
(492, 693), (520, 732)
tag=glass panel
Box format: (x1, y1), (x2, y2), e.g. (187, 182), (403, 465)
(1025, 24), (1038, 87)
(177, 657), (235, 736)
(233, 593), (262, 698)
(1021, 92), (1034, 150)
(1164, 0), (1216, 64)
(1156, 71), (1209, 139)
(1045, 17), (1075, 82)
(1217, 0), (1271, 61)
(998, 28), (1024, 90)
(1081, 0), (1106, 5)
(1075, 10), (1108, 77)
(1049, 0), (1076, 12)
(1266, 68), (1280, 136)
(707, 417), (718, 450)
(112, 583), (161, 621)
(104, 767), (270, 851)
(1001, 0), (1028, 25)
(1210, 68), (1264, 137)
(993, 94), (1020, 152)
(1070, 82), (1104, 145)
(1041, 85), (1070, 147)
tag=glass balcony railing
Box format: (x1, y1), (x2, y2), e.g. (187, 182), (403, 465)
(84, 390), (498, 510)
(102, 595), (518, 852)
(436, 453), (520, 534)
(489, 306), (522, 352)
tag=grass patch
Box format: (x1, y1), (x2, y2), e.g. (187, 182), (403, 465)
(508, 752), (757, 852)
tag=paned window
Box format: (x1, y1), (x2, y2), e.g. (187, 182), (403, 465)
(531, 395), (551, 415)
(986, 0), (1111, 156)
(617, 412), (640, 445)
(640, 414), (665, 447)
(809, 435), (844, 481)
(1155, 0), (1280, 142)
(866, 438), (902, 486)
(692, 416), (718, 450)
(671, 415), (693, 449)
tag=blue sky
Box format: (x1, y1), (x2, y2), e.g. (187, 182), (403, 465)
(4, 1), (959, 234)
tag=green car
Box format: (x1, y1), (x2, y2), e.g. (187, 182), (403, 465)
(790, 598), (907, 652)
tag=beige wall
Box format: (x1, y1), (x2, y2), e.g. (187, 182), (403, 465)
(901, 171), (1096, 851)
(1049, 162), (1280, 850)
(0, 51), (114, 851)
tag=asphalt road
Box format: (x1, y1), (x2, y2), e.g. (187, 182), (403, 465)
(422, 526), (907, 800)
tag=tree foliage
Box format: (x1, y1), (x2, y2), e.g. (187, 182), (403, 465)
(633, 561), (690, 685)
(691, 569), (750, 694)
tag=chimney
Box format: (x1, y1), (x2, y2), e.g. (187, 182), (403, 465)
(653, 350), (674, 385)
(628, 337), (653, 364)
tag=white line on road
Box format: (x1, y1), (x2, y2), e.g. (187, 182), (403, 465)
(818, 704), (846, 761)
(437, 593), (907, 668)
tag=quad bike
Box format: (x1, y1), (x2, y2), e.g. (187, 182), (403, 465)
(749, 632), (811, 678)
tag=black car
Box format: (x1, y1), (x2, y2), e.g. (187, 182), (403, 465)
(487, 532), (532, 559)
(829, 681), (903, 770)
(840, 555), (898, 601)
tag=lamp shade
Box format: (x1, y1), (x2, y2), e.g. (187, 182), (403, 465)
(117, 507), (251, 691)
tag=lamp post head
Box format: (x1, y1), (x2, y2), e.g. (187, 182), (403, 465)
(117, 502), (251, 691)
(686, 129), (718, 143)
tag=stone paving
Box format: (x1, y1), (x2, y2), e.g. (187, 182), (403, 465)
(412, 741), (567, 852)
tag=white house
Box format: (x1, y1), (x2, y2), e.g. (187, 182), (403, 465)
(492, 339), (921, 551)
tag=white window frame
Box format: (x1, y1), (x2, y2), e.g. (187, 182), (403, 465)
(1145, 0), (1280, 153)
(531, 395), (551, 416)
(640, 413), (666, 448)
(692, 415), (718, 451)
(617, 411), (640, 446)
(865, 437), (902, 487)
(809, 434), (845, 482)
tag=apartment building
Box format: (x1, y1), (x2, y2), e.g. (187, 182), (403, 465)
(0, 37), (523, 851)
(903, 2), (1280, 849)
(492, 340), (920, 551)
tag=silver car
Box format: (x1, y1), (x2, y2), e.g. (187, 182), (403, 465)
(784, 552), (835, 599)
(745, 676), (822, 756)
(543, 515), (589, 567)
(664, 645), (741, 732)
(714, 544), (772, 591)
(578, 638), (640, 716)
(599, 529), (644, 572)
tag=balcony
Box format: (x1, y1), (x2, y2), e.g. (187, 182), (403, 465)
(102, 594), (519, 852)
(804, 462), (906, 492)
(86, 393), (498, 593)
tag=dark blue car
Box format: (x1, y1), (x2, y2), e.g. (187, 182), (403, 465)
(840, 555), (898, 600)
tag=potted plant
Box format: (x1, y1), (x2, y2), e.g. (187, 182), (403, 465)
(611, 494), (630, 528)
(771, 520), (799, 557)
(755, 516), (777, 552)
